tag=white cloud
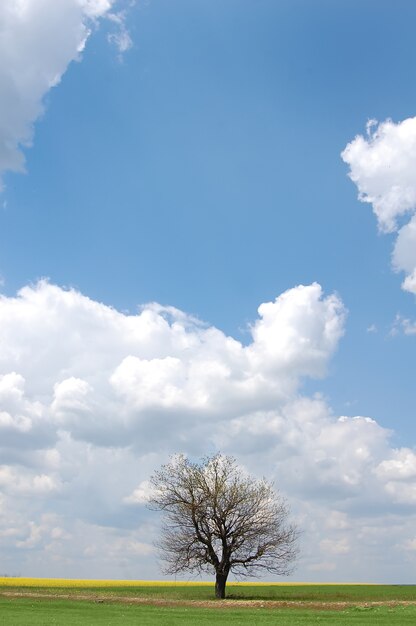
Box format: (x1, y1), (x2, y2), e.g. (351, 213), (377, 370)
(0, 411), (31, 433)
(342, 117), (416, 296)
(402, 270), (416, 295)
(384, 481), (416, 505)
(107, 9), (133, 54)
(375, 448), (416, 481)
(0, 465), (61, 496)
(124, 480), (153, 505)
(80, 1), (113, 18)
(342, 117), (416, 233)
(325, 511), (350, 531)
(319, 537), (350, 555)
(0, 280), (415, 581)
(0, 0), (131, 188)
(391, 314), (416, 336)
(248, 283), (345, 379)
(51, 377), (93, 423)
(16, 521), (45, 549)
(16, 514), (70, 549)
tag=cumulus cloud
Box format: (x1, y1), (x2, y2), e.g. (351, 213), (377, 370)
(376, 448), (416, 482)
(0, 281), (415, 581)
(124, 481), (154, 505)
(0, 0), (132, 188)
(342, 117), (416, 296)
(0, 465), (61, 496)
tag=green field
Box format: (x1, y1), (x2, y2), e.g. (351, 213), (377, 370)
(1, 580), (415, 625)
(1, 598), (416, 626)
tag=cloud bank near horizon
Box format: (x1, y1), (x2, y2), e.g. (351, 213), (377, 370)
(0, 281), (415, 581)
(0, 0), (131, 189)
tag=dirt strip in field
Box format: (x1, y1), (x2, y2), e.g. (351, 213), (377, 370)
(2, 592), (416, 611)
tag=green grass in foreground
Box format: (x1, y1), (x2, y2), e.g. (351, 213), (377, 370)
(0, 598), (416, 626)
(1, 582), (415, 601)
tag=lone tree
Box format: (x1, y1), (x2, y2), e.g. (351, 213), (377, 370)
(149, 453), (299, 599)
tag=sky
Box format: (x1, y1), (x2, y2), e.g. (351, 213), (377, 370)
(0, 0), (416, 583)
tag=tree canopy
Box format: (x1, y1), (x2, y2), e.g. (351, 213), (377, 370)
(149, 453), (299, 598)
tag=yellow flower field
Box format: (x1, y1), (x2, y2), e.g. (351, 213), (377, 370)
(0, 577), (371, 588)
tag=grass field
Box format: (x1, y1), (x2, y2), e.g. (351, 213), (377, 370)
(1, 579), (415, 625)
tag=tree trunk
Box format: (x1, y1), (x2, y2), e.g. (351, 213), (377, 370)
(215, 572), (228, 599)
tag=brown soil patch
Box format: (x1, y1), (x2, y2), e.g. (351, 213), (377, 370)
(1, 592), (416, 611)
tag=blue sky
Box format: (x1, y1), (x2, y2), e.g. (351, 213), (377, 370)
(1, 0), (416, 582)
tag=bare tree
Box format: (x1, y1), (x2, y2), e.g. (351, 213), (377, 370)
(149, 453), (299, 599)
